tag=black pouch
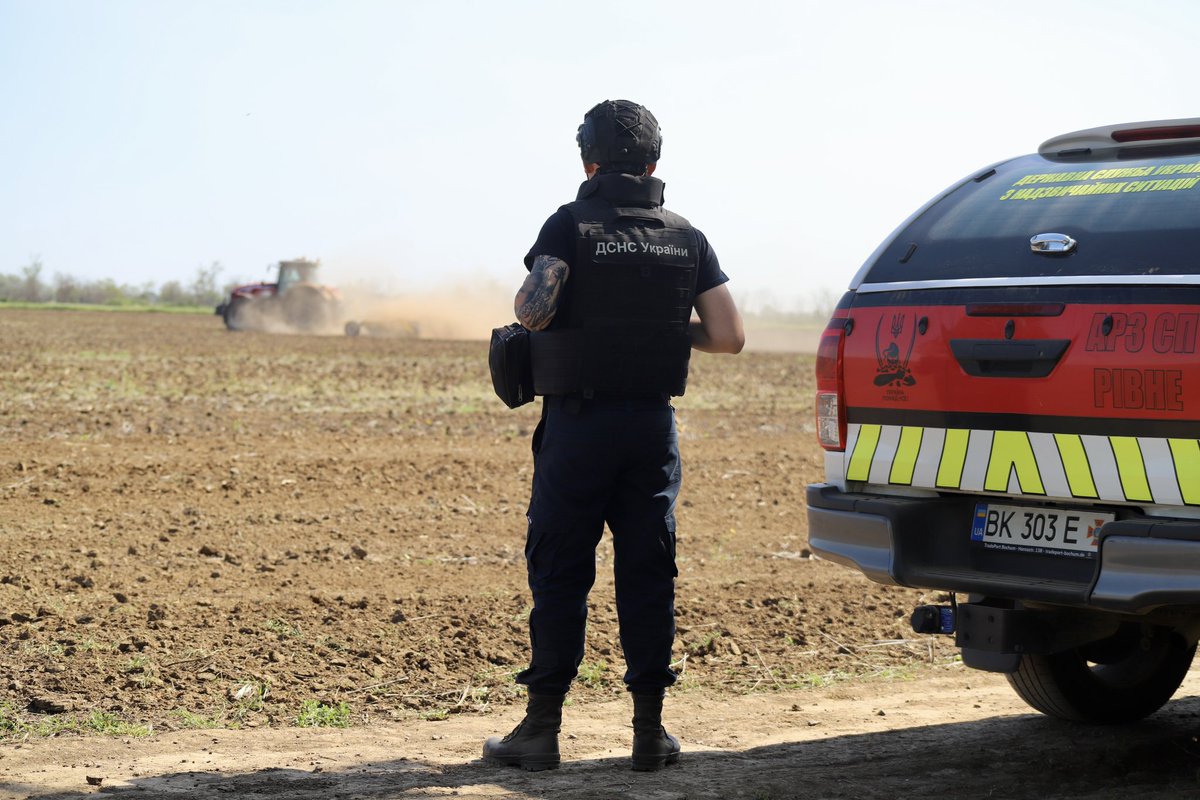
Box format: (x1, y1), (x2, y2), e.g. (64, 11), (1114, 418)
(488, 322), (534, 408)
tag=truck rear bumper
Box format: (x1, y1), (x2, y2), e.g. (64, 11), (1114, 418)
(806, 483), (1200, 614)
(806, 503), (898, 587)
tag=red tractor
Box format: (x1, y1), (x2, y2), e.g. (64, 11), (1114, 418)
(216, 259), (342, 332)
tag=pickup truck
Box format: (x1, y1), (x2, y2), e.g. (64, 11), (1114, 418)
(807, 118), (1200, 722)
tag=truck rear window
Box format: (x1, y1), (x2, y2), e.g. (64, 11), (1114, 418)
(865, 150), (1200, 284)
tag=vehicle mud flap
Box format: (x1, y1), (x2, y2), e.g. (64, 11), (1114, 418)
(961, 648), (1022, 673)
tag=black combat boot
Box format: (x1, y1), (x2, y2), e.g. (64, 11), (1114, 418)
(631, 692), (680, 771)
(482, 692), (563, 771)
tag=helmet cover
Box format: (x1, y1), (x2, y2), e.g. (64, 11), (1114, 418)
(576, 100), (662, 166)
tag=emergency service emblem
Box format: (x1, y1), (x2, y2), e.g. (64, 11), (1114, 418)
(874, 313), (917, 388)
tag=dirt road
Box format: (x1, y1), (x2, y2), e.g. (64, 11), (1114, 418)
(1, 309), (1198, 799)
(5, 669), (1200, 798)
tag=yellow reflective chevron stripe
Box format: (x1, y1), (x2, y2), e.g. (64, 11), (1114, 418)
(985, 431), (1045, 495)
(888, 426), (923, 485)
(1054, 434), (1098, 498)
(936, 429), (969, 488)
(846, 424), (881, 481)
(839, 423), (1200, 507)
(1168, 438), (1200, 505)
(1110, 436), (1152, 502)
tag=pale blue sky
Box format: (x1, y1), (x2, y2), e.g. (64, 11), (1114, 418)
(1, 0), (1195, 309)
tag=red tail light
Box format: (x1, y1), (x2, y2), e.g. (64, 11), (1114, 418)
(815, 317), (848, 451)
(1112, 124), (1200, 143)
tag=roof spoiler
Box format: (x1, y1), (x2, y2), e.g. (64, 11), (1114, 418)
(1039, 118), (1200, 156)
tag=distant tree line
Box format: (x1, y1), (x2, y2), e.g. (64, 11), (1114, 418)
(0, 258), (227, 308)
(2, 256), (842, 323)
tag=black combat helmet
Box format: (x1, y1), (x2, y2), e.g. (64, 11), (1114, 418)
(576, 100), (662, 171)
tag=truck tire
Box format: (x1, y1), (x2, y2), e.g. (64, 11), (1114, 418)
(1006, 626), (1195, 723)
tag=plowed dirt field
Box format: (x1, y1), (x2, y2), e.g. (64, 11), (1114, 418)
(2, 308), (1198, 799)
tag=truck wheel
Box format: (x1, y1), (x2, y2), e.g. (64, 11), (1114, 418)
(1006, 625), (1195, 723)
(223, 297), (250, 331)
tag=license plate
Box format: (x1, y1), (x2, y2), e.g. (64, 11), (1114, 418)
(970, 502), (1115, 559)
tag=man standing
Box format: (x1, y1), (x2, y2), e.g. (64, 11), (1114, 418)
(484, 99), (744, 772)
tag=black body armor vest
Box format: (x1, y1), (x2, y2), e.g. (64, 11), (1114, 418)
(530, 173), (699, 397)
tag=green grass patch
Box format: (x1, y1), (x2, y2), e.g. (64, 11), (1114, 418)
(577, 660), (609, 688)
(2, 706), (152, 739)
(0, 702), (27, 735)
(34, 716), (81, 737)
(787, 669), (855, 690)
(85, 710), (151, 737)
(229, 680), (271, 724)
(264, 618), (303, 638)
(297, 700), (352, 728)
(173, 709), (224, 730)
(21, 641), (67, 658)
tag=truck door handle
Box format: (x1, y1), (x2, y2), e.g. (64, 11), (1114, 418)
(1030, 232), (1077, 253)
(949, 339), (1070, 378)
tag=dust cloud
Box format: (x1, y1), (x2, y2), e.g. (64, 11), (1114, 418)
(742, 325), (821, 354)
(315, 264), (822, 352)
(337, 283), (513, 340)
(337, 287), (820, 353)
(338, 286), (820, 353)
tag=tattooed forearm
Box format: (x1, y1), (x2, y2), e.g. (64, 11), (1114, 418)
(515, 255), (569, 330)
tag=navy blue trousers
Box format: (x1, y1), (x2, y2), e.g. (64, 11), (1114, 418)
(517, 394), (680, 696)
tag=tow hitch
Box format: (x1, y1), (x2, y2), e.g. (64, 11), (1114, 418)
(911, 603), (957, 635)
